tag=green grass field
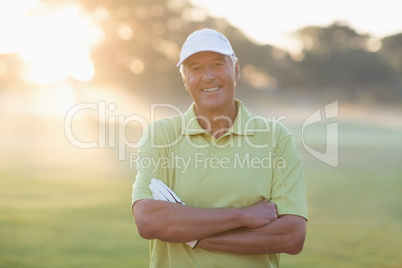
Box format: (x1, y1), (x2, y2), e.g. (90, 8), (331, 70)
(1, 120), (401, 268)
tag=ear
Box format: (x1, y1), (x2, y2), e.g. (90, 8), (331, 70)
(180, 66), (190, 92)
(234, 61), (240, 82)
(182, 76), (190, 92)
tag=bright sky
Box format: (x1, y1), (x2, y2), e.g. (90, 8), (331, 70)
(1, 0), (401, 86)
(0, 0), (104, 85)
(191, 0), (402, 52)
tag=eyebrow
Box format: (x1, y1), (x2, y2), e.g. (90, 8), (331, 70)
(212, 56), (227, 61)
(186, 56), (228, 67)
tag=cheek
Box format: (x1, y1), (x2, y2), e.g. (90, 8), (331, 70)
(185, 76), (199, 91)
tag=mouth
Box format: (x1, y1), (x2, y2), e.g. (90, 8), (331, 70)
(202, 87), (220, 92)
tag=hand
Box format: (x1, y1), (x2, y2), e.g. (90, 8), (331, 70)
(149, 179), (198, 248)
(149, 179), (185, 204)
(240, 199), (277, 229)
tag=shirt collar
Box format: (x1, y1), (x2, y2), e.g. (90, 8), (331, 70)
(182, 99), (255, 136)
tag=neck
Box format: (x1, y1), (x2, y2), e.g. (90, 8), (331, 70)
(195, 101), (237, 139)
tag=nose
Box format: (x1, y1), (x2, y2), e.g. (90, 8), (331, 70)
(202, 67), (215, 82)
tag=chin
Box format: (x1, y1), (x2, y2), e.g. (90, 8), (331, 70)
(198, 98), (230, 111)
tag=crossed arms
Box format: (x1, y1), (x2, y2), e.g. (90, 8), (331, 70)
(132, 198), (306, 255)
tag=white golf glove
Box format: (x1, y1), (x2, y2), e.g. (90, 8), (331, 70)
(149, 178), (185, 204)
(149, 179), (198, 249)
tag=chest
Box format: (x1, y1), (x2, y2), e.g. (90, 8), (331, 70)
(168, 134), (276, 208)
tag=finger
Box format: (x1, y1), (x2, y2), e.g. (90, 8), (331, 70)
(154, 180), (182, 203)
(155, 180), (184, 204)
(149, 183), (168, 201)
(152, 180), (176, 202)
(149, 183), (162, 200)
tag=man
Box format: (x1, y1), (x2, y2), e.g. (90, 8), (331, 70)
(132, 28), (308, 268)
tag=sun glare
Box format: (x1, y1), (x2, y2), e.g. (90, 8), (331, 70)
(0, 0), (104, 85)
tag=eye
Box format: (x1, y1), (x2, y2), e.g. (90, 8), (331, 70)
(191, 66), (201, 72)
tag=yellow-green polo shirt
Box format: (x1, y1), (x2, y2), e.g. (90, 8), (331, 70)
(132, 99), (308, 268)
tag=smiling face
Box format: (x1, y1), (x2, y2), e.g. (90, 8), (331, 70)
(181, 51), (240, 114)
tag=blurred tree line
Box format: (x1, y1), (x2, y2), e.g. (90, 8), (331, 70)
(1, 0), (401, 104)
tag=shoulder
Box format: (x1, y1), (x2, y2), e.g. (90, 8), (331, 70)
(272, 120), (292, 139)
(143, 115), (183, 145)
(248, 114), (292, 140)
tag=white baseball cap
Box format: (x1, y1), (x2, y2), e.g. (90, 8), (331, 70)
(177, 28), (235, 67)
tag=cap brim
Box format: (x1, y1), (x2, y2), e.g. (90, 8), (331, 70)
(176, 48), (233, 67)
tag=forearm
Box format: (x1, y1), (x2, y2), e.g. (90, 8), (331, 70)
(133, 199), (247, 243)
(197, 215), (306, 255)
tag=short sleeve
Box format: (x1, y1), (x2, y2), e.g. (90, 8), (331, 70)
(270, 123), (308, 220)
(131, 128), (168, 206)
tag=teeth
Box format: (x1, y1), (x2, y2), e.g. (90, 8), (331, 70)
(203, 87), (219, 92)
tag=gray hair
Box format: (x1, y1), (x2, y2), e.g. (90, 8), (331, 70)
(179, 53), (238, 79)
